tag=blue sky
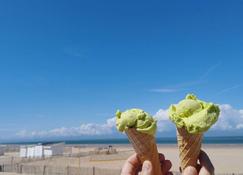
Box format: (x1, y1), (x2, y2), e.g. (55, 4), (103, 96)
(0, 0), (243, 141)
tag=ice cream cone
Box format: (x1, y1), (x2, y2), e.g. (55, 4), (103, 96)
(176, 127), (202, 171)
(126, 128), (163, 175)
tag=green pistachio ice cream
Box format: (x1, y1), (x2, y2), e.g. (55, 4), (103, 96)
(168, 94), (220, 134)
(116, 108), (157, 136)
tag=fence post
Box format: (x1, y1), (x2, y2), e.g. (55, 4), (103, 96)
(66, 165), (69, 175)
(16, 164), (19, 173)
(43, 165), (46, 175)
(20, 164), (23, 174)
(11, 156), (14, 172)
(93, 166), (95, 175)
(11, 157), (13, 167)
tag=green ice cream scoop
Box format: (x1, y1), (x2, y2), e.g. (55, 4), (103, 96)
(168, 94), (220, 134)
(116, 108), (157, 136)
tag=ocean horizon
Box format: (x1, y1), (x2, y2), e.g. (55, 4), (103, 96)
(2, 136), (243, 145)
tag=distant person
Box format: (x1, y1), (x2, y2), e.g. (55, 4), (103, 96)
(121, 150), (214, 175)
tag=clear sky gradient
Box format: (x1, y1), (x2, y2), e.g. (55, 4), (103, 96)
(0, 0), (243, 141)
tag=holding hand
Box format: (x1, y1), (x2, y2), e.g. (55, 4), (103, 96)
(183, 150), (214, 175)
(121, 153), (172, 175)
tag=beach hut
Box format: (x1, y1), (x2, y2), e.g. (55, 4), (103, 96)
(43, 142), (64, 157)
(34, 145), (43, 158)
(20, 145), (43, 158)
(19, 142), (64, 158)
(20, 145), (27, 157)
(27, 146), (35, 158)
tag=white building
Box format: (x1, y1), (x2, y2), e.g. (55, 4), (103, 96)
(27, 146), (35, 158)
(20, 145), (27, 157)
(19, 142), (64, 158)
(34, 145), (44, 158)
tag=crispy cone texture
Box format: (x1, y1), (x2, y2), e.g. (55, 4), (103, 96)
(177, 127), (202, 171)
(126, 128), (163, 175)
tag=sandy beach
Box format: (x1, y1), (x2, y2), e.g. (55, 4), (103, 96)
(0, 144), (243, 174)
(158, 144), (243, 173)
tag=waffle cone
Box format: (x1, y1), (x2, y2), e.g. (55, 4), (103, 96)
(176, 127), (202, 171)
(125, 128), (163, 175)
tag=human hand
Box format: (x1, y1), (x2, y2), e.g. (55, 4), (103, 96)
(182, 150), (214, 175)
(121, 153), (172, 175)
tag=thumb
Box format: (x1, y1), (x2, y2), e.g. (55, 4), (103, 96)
(182, 166), (198, 175)
(141, 160), (153, 175)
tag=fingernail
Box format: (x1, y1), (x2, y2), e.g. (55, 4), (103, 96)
(142, 161), (152, 172)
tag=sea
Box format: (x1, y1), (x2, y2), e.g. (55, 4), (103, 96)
(5, 136), (243, 145)
(65, 136), (243, 145)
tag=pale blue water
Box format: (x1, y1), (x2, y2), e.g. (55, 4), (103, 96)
(7, 136), (243, 145)
(65, 136), (243, 144)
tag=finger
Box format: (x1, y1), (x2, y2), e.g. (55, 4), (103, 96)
(166, 172), (174, 175)
(196, 164), (202, 172)
(182, 166), (198, 175)
(141, 160), (152, 175)
(159, 153), (165, 162)
(121, 153), (141, 175)
(198, 150), (214, 175)
(161, 160), (172, 173)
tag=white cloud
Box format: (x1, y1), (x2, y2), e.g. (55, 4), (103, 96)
(15, 104), (243, 138)
(236, 124), (243, 129)
(212, 104), (243, 131)
(106, 117), (116, 128)
(154, 109), (169, 121)
(153, 109), (174, 132)
(16, 117), (116, 138)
